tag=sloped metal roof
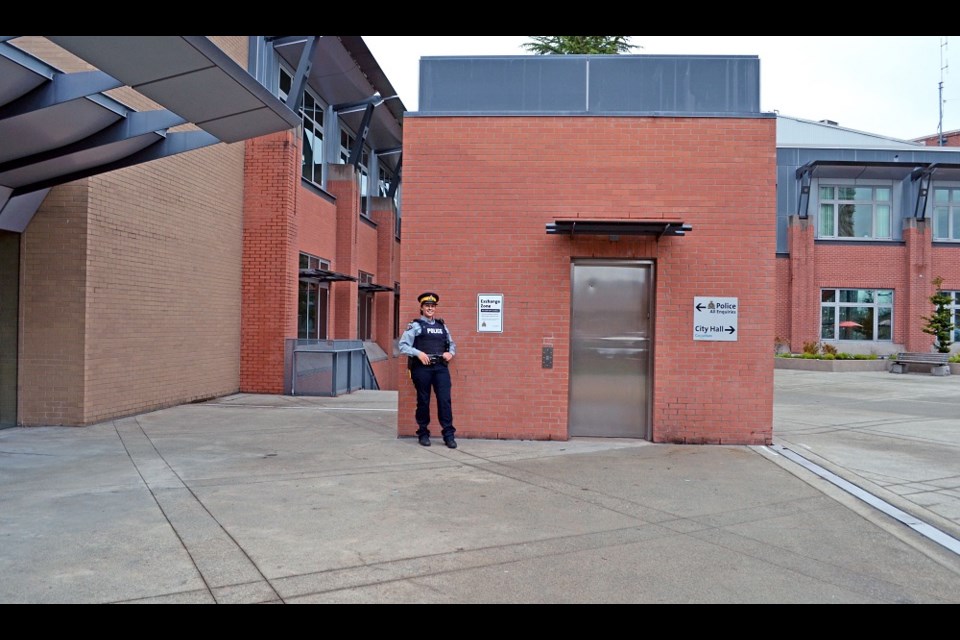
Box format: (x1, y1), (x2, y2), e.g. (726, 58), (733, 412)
(0, 36), (300, 232)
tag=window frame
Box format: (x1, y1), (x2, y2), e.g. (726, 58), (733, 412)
(358, 271), (375, 341)
(930, 183), (960, 242)
(298, 253), (330, 341)
(280, 66), (327, 190)
(815, 179), (894, 240)
(947, 291), (960, 344)
(820, 288), (894, 342)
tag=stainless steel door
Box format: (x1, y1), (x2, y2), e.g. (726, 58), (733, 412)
(569, 260), (652, 438)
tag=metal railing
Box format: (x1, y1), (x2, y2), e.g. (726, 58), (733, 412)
(285, 339), (379, 397)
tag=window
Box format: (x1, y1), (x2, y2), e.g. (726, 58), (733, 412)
(393, 283), (401, 339)
(947, 291), (960, 344)
(932, 187), (960, 241)
(818, 185), (892, 239)
(298, 254), (329, 340)
(280, 67), (325, 188)
(340, 130), (373, 216)
(821, 289), (893, 342)
(358, 271), (374, 340)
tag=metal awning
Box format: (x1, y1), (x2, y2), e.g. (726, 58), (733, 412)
(0, 36), (299, 233)
(299, 268), (357, 283)
(547, 220), (692, 238)
(796, 160), (924, 181)
(911, 162), (960, 182)
(358, 283), (394, 293)
(910, 162), (960, 219)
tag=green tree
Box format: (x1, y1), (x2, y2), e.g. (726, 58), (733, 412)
(922, 276), (955, 353)
(523, 36), (638, 55)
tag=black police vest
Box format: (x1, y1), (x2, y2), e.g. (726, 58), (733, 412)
(412, 319), (448, 355)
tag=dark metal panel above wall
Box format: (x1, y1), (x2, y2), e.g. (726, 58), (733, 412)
(588, 56), (760, 115)
(418, 55), (763, 117)
(420, 57), (588, 113)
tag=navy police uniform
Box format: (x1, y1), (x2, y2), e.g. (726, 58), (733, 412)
(398, 292), (457, 448)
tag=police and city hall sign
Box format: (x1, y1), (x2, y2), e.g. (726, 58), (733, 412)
(693, 297), (738, 342)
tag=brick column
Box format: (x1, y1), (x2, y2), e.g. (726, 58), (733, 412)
(241, 131), (300, 393)
(371, 197), (399, 390)
(903, 217), (934, 352)
(787, 215), (817, 352)
(327, 164), (359, 339)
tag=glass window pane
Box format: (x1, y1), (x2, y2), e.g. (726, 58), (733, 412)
(935, 208), (950, 239)
(877, 307), (892, 340)
(837, 186), (857, 200)
(935, 188), (950, 203)
(875, 188), (891, 202)
(876, 290), (893, 304)
(951, 189), (960, 203)
(820, 186), (835, 200)
(837, 204), (857, 237)
(876, 205), (890, 238)
(819, 204), (835, 236)
(851, 187), (873, 201)
(822, 290), (836, 303)
(851, 204), (873, 237)
(838, 308), (868, 340)
(953, 210), (960, 240)
(821, 307), (835, 339)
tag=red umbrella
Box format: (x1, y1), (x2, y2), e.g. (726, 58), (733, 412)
(839, 321), (862, 328)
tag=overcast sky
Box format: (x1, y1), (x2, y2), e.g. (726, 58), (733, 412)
(362, 36), (959, 142)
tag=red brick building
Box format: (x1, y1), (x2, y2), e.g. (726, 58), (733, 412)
(1, 36), (405, 428)
(399, 55), (778, 445)
(775, 116), (960, 358)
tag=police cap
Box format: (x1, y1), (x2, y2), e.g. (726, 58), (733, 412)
(418, 292), (440, 305)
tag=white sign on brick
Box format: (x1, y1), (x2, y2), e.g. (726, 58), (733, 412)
(693, 297), (739, 342)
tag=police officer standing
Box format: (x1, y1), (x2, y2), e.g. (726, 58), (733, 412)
(399, 292), (457, 448)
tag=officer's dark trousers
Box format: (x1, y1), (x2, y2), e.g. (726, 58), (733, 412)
(411, 363), (454, 438)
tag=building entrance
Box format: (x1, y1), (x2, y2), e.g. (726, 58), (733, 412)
(569, 260), (653, 439)
(0, 231), (18, 428)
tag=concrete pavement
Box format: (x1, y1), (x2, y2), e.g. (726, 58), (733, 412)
(0, 369), (958, 603)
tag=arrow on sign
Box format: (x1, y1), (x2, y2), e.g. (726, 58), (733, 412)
(695, 303), (706, 312)
(725, 327), (736, 335)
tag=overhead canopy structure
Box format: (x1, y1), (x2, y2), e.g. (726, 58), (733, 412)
(547, 220), (692, 238)
(795, 160), (960, 220)
(268, 36), (404, 158)
(0, 36), (300, 232)
(299, 268), (357, 283)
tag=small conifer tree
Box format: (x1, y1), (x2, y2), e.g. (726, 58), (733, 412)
(922, 276), (955, 353)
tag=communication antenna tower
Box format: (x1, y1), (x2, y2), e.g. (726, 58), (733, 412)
(939, 37), (949, 146)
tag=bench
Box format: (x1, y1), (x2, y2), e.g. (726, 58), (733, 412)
(889, 352), (952, 376)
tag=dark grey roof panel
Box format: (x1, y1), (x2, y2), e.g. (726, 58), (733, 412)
(271, 36), (405, 156)
(0, 188), (49, 233)
(0, 36), (299, 232)
(0, 101), (124, 163)
(418, 54), (762, 117)
(48, 36), (300, 144)
(0, 51), (48, 105)
(0, 135), (160, 189)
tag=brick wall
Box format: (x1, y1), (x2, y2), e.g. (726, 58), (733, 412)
(241, 130), (300, 393)
(327, 165), (360, 340)
(782, 215), (959, 355)
(15, 36), (256, 426)
(400, 116), (777, 445)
